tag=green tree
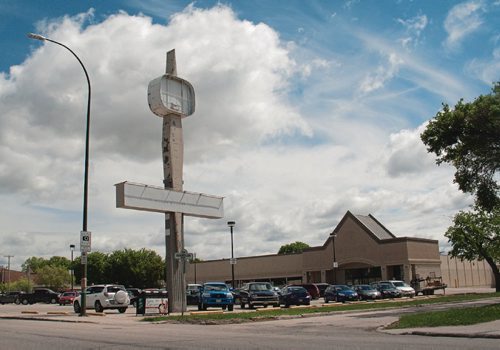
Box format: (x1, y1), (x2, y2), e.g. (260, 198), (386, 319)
(73, 251), (108, 285)
(278, 241), (310, 255)
(22, 257), (48, 273)
(36, 265), (70, 291)
(421, 83), (500, 211)
(445, 207), (500, 291)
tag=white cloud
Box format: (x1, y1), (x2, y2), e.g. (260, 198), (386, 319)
(0, 4), (480, 270)
(466, 48), (500, 84)
(444, 0), (486, 49)
(397, 14), (428, 49)
(359, 52), (404, 93)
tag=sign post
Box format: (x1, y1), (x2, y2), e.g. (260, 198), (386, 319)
(115, 50), (223, 313)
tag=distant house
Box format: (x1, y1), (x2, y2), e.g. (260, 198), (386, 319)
(0, 267), (25, 284)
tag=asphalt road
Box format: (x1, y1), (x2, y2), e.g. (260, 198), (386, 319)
(0, 297), (499, 349)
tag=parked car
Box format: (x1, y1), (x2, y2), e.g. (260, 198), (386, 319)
(126, 288), (142, 307)
(238, 282), (280, 309)
(378, 280), (415, 298)
(376, 283), (402, 298)
(73, 284), (130, 313)
(186, 284), (202, 306)
(198, 282), (234, 311)
(19, 288), (60, 305)
(315, 283), (330, 298)
(324, 285), (359, 303)
(279, 286), (311, 307)
(0, 291), (24, 305)
(296, 284), (320, 299)
(59, 291), (79, 305)
(353, 285), (382, 300)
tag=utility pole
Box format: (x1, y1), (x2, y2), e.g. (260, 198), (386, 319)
(4, 255), (14, 290)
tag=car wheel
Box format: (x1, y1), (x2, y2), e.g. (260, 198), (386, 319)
(273, 303), (280, 308)
(50, 298), (57, 304)
(21, 299), (29, 305)
(59, 303), (62, 306)
(95, 301), (104, 313)
(198, 303), (203, 311)
(73, 301), (81, 313)
(14, 298), (20, 305)
(248, 302), (254, 309)
(228, 304), (234, 311)
(240, 302), (245, 309)
(202, 303), (207, 311)
(284, 303), (290, 308)
(222, 305), (227, 310)
(118, 307), (127, 313)
(324, 298), (329, 303)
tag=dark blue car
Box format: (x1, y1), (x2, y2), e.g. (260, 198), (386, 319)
(279, 286), (311, 307)
(198, 282), (234, 311)
(324, 285), (359, 303)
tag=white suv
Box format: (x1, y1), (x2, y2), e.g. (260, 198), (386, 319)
(73, 284), (130, 313)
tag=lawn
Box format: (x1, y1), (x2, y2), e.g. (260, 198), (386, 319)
(387, 303), (500, 329)
(142, 292), (499, 324)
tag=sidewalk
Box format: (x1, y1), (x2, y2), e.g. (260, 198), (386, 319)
(381, 320), (500, 339)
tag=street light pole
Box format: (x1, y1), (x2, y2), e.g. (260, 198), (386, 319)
(330, 232), (337, 284)
(28, 33), (91, 316)
(227, 221), (235, 288)
(70, 244), (75, 291)
(193, 253), (197, 284)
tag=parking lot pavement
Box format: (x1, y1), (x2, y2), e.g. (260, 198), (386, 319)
(1, 288), (498, 339)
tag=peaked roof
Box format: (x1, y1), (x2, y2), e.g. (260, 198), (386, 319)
(354, 214), (396, 240)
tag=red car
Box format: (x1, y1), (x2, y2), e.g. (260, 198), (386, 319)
(59, 291), (79, 305)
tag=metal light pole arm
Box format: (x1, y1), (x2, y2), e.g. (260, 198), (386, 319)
(44, 38), (92, 231)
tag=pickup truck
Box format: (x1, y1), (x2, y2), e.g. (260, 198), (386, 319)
(0, 291), (24, 304)
(237, 282), (280, 309)
(19, 288), (60, 305)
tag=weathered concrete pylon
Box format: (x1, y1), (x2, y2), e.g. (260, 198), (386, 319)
(116, 50), (223, 313)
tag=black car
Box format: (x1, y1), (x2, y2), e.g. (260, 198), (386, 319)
(377, 284), (402, 298)
(279, 286), (311, 307)
(126, 288), (142, 307)
(186, 284), (202, 305)
(0, 291), (24, 304)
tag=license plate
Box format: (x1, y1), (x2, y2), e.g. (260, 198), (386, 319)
(216, 299), (221, 303)
(298, 298), (303, 302)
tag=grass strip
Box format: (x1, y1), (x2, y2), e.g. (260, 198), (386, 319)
(387, 304), (500, 329)
(142, 292), (499, 323)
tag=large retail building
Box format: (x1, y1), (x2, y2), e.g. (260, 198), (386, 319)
(187, 211), (494, 288)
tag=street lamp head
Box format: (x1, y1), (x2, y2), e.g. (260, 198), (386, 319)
(227, 221), (235, 228)
(27, 33), (47, 41)
(70, 244), (75, 250)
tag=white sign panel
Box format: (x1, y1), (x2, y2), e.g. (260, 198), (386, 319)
(115, 182), (224, 219)
(80, 231), (91, 253)
(229, 258), (237, 265)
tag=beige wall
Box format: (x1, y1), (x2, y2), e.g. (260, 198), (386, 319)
(440, 255), (494, 288)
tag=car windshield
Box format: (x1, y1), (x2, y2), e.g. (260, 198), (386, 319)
(288, 287), (306, 292)
(379, 285), (393, 290)
(107, 286), (125, 293)
(393, 281), (409, 287)
(249, 284), (272, 291)
(357, 285), (372, 290)
(335, 285), (352, 291)
(204, 284), (228, 291)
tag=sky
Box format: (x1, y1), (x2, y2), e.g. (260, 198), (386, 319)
(0, 0), (499, 271)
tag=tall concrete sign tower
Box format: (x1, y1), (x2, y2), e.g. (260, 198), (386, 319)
(116, 50), (224, 313)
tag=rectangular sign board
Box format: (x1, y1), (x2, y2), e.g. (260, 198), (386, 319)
(115, 182), (224, 219)
(80, 231), (91, 253)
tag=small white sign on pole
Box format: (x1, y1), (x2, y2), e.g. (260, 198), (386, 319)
(333, 262), (338, 268)
(80, 231), (91, 253)
(229, 258), (237, 265)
